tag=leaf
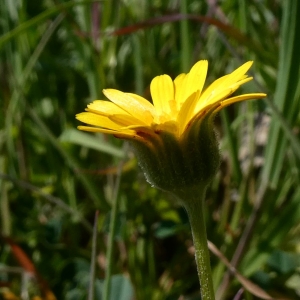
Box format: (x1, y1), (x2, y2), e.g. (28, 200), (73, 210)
(267, 250), (299, 275)
(60, 128), (125, 158)
(153, 220), (183, 239)
(262, 1), (300, 187)
(109, 275), (134, 300)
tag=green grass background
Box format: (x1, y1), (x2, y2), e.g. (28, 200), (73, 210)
(1, 0), (300, 299)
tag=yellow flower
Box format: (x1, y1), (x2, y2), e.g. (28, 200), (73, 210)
(76, 61), (266, 192)
(76, 61), (265, 141)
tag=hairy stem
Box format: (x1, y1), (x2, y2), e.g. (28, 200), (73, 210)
(180, 188), (215, 300)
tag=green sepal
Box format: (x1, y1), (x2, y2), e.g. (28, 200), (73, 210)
(181, 112), (220, 188)
(130, 111), (220, 194)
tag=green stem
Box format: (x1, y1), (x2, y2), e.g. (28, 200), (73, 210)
(102, 186), (120, 300)
(180, 188), (215, 300)
(102, 154), (125, 300)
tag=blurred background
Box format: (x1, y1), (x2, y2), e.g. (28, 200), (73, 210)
(1, 0), (300, 299)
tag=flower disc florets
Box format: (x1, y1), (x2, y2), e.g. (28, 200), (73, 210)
(76, 61), (266, 192)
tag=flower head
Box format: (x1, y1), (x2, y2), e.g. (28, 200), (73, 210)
(76, 61), (266, 192)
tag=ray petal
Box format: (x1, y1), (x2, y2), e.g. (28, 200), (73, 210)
(195, 69), (254, 113)
(226, 61), (253, 82)
(207, 77), (253, 105)
(87, 100), (128, 115)
(177, 91), (200, 135)
(174, 73), (187, 107)
(103, 89), (154, 125)
(198, 62), (253, 106)
(126, 93), (156, 112)
(216, 93), (267, 111)
(76, 112), (123, 130)
(150, 74), (174, 115)
(109, 113), (149, 127)
(177, 60), (208, 105)
(77, 125), (135, 136)
(209, 62), (253, 95)
(195, 87), (235, 113)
